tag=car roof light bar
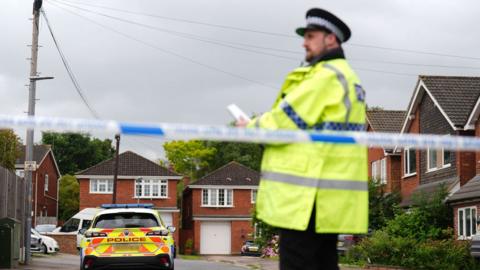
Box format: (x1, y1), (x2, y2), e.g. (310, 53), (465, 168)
(101, 203), (154, 209)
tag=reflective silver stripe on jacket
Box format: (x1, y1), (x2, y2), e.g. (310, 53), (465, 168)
(323, 64), (351, 126)
(261, 171), (368, 191)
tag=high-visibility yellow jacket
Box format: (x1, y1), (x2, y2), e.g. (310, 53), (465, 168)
(248, 53), (368, 234)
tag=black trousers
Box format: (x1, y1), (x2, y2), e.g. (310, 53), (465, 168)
(279, 208), (339, 270)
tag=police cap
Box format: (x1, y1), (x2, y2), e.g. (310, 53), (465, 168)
(296, 8), (351, 43)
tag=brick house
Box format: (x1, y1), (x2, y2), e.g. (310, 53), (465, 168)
(15, 145), (61, 226)
(181, 161), (259, 255)
(367, 110), (405, 193)
(75, 151), (183, 243)
(397, 76), (480, 235)
(447, 95), (480, 239)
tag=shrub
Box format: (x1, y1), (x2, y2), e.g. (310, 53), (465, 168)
(347, 231), (478, 270)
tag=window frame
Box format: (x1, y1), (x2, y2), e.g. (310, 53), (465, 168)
(380, 158), (387, 185)
(426, 147), (452, 173)
(404, 147), (417, 177)
(201, 188), (234, 207)
(89, 179), (113, 194)
(44, 173), (49, 192)
(457, 206), (477, 240)
(251, 189), (257, 204)
(134, 178), (168, 199)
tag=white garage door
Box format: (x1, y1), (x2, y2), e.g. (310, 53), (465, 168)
(200, 221), (231, 254)
(159, 212), (173, 227)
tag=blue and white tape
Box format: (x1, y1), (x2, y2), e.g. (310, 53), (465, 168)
(1, 114), (480, 151)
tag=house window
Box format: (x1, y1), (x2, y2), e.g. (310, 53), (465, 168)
(201, 189), (233, 207)
(380, 158), (387, 184)
(458, 207), (477, 239)
(427, 148), (451, 172)
(90, 179), (113, 194)
(251, 189), (257, 204)
(404, 147), (416, 176)
(372, 161), (378, 182)
(135, 179), (168, 198)
(44, 174), (49, 192)
(371, 159), (387, 184)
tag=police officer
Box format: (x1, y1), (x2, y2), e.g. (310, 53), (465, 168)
(238, 8), (368, 270)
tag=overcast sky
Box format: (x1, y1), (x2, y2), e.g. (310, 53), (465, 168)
(2, 0), (480, 161)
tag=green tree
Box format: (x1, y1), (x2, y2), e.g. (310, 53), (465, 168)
(58, 174), (79, 222)
(163, 140), (216, 180)
(41, 132), (115, 174)
(204, 141), (263, 171)
(0, 129), (21, 170)
(368, 180), (401, 230)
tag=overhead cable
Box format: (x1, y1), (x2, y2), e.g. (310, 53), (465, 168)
(53, 0), (480, 61)
(47, 1), (277, 90)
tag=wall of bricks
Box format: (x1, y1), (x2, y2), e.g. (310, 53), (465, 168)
(231, 220), (254, 255)
(79, 178), (178, 209)
(47, 234), (77, 255)
(33, 153), (60, 225)
(401, 109), (420, 200)
(191, 189), (254, 216)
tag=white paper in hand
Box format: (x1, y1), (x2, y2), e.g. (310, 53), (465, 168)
(227, 104), (251, 122)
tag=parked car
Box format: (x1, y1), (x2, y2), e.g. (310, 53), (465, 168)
(51, 207), (102, 248)
(35, 224), (57, 234)
(241, 240), (261, 256)
(30, 232), (43, 253)
(471, 234), (480, 259)
(32, 229), (60, 254)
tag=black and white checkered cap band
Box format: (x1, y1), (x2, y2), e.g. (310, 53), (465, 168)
(306, 16), (345, 42)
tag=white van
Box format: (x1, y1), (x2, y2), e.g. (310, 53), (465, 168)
(51, 208), (102, 248)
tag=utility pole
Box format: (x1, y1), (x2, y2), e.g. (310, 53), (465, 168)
(112, 134), (120, 203)
(24, 0), (53, 264)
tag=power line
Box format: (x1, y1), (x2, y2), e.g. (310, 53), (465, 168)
(46, 2), (422, 79)
(49, 0), (301, 62)
(50, 0), (480, 72)
(47, 1), (277, 90)
(49, 0), (480, 75)
(41, 8), (100, 119)
(53, 0), (294, 38)
(53, 0), (480, 62)
(42, 8), (167, 152)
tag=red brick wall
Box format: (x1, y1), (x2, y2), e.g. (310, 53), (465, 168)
(452, 202), (480, 238)
(400, 110), (420, 200)
(33, 152), (60, 225)
(193, 220), (201, 253)
(48, 234), (77, 255)
(457, 150), (476, 186)
(79, 178), (178, 209)
(191, 189), (254, 216)
(388, 155), (401, 193)
(231, 220), (254, 254)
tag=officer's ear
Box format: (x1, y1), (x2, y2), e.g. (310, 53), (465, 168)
(325, 33), (340, 47)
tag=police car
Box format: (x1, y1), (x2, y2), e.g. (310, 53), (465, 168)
(79, 204), (176, 270)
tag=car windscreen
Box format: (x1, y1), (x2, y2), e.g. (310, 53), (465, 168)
(93, 213), (159, 228)
(35, 224), (55, 232)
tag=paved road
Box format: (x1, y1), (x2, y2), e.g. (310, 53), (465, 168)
(17, 253), (248, 270)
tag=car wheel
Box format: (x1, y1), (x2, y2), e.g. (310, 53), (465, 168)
(41, 244), (48, 254)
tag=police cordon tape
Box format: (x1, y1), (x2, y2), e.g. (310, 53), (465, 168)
(2, 114), (480, 151)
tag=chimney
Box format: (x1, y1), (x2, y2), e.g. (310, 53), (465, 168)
(183, 176), (190, 188)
